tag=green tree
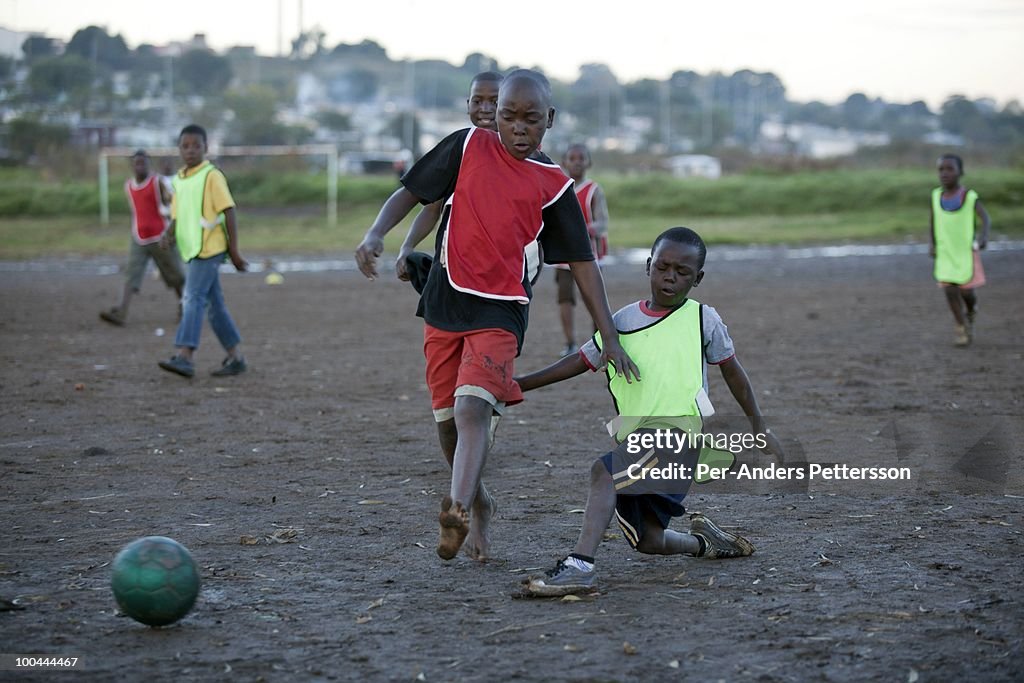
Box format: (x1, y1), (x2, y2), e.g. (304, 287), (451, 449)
(842, 93), (873, 130)
(224, 85), (310, 145)
(21, 36), (57, 62)
(291, 26), (327, 59)
(27, 55), (93, 105)
(65, 26), (130, 70)
(7, 118), (70, 161)
(331, 39), (388, 60)
(177, 49), (232, 96)
(315, 110), (351, 132)
(940, 96), (994, 144)
(569, 63), (623, 137)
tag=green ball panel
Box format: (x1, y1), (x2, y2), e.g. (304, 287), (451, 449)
(110, 536), (200, 627)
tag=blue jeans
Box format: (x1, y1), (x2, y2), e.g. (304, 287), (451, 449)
(174, 255), (241, 352)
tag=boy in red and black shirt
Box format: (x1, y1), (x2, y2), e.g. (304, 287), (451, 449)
(99, 150), (184, 326)
(356, 69), (638, 563)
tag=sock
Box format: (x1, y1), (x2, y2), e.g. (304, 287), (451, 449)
(567, 553), (595, 571)
(694, 535), (707, 557)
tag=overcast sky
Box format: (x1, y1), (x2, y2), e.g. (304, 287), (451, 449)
(3, 0), (1022, 108)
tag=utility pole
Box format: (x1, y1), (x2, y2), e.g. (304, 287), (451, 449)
(277, 0), (283, 57)
(165, 55), (174, 132)
(660, 80), (671, 151)
(404, 58), (416, 154)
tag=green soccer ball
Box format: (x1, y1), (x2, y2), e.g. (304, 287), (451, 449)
(110, 536), (200, 627)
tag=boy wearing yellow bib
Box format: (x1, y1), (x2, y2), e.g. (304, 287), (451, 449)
(930, 154), (990, 347)
(516, 227), (783, 595)
(158, 124), (249, 378)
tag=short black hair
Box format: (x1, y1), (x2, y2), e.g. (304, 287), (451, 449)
(940, 153), (964, 174)
(652, 227), (707, 269)
(502, 69), (552, 103)
(131, 149), (148, 159)
(563, 143), (591, 164)
(472, 71), (504, 85)
(179, 124), (207, 144)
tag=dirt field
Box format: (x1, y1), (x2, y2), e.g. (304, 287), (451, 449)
(1, 246), (1022, 682)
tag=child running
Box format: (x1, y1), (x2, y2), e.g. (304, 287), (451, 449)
(355, 69), (638, 562)
(930, 154), (991, 347)
(99, 150), (184, 326)
(158, 124), (249, 379)
(516, 227), (782, 595)
(554, 143), (609, 356)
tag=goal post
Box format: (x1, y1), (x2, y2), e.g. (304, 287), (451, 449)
(98, 144), (339, 227)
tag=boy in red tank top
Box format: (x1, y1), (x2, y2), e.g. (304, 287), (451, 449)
(555, 143), (609, 356)
(99, 150), (184, 327)
(356, 70), (638, 563)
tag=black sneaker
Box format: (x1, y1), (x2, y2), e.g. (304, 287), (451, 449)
(211, 356), (247, 377)
(525, 557), (596, 596)
(158, 355), (194, 378)
(690, 514), (755, 559)
(99, 308), (126, 327)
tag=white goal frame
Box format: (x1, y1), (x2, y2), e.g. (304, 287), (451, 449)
(98, 144), (339, 226)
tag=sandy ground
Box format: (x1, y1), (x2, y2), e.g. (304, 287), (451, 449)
(1, 246), (1022, 682)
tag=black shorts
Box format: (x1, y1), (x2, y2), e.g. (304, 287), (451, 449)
(600, 428), (700, 549)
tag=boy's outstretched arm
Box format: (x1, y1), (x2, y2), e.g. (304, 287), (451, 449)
(515, 352), (588, 392)
(570, 260), (640, 383)
(396, 200), (442, 280)
(718, 356), (784, 459)
(355, 187), (422, 280)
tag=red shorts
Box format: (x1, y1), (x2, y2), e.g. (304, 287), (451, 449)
(423, 325), (523, 420)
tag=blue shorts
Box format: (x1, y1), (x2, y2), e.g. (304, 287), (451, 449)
(600, 428), (700, 549)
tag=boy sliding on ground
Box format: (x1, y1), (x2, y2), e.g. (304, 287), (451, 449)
(516, 227), (783, 595)
(355, 70), (638, 562)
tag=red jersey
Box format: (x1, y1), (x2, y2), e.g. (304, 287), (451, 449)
(443, 128), (574, 303)
(125, 175), (168, 245)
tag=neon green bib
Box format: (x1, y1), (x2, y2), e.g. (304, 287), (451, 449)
(596, 299), (705, 443)
(932, 187), (977, 285)
(172, 163), (221, 261)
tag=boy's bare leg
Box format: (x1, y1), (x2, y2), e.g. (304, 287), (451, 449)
(962, 288), (978, 319)
(943, 285), (966, 326)
(570, 462), (700, 558)
(437, 395), (491, 560)
(437, 419), (496, 561)
(570, 460), (619, 559)
(634, 509), (700, 555)
(559, 302), (575, 350)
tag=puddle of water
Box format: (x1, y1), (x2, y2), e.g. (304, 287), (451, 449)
(2, 241), (1020, 275)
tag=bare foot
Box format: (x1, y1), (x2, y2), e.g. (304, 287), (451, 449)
(437, 495), (469, 560)
(464, 490), (497, 561)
